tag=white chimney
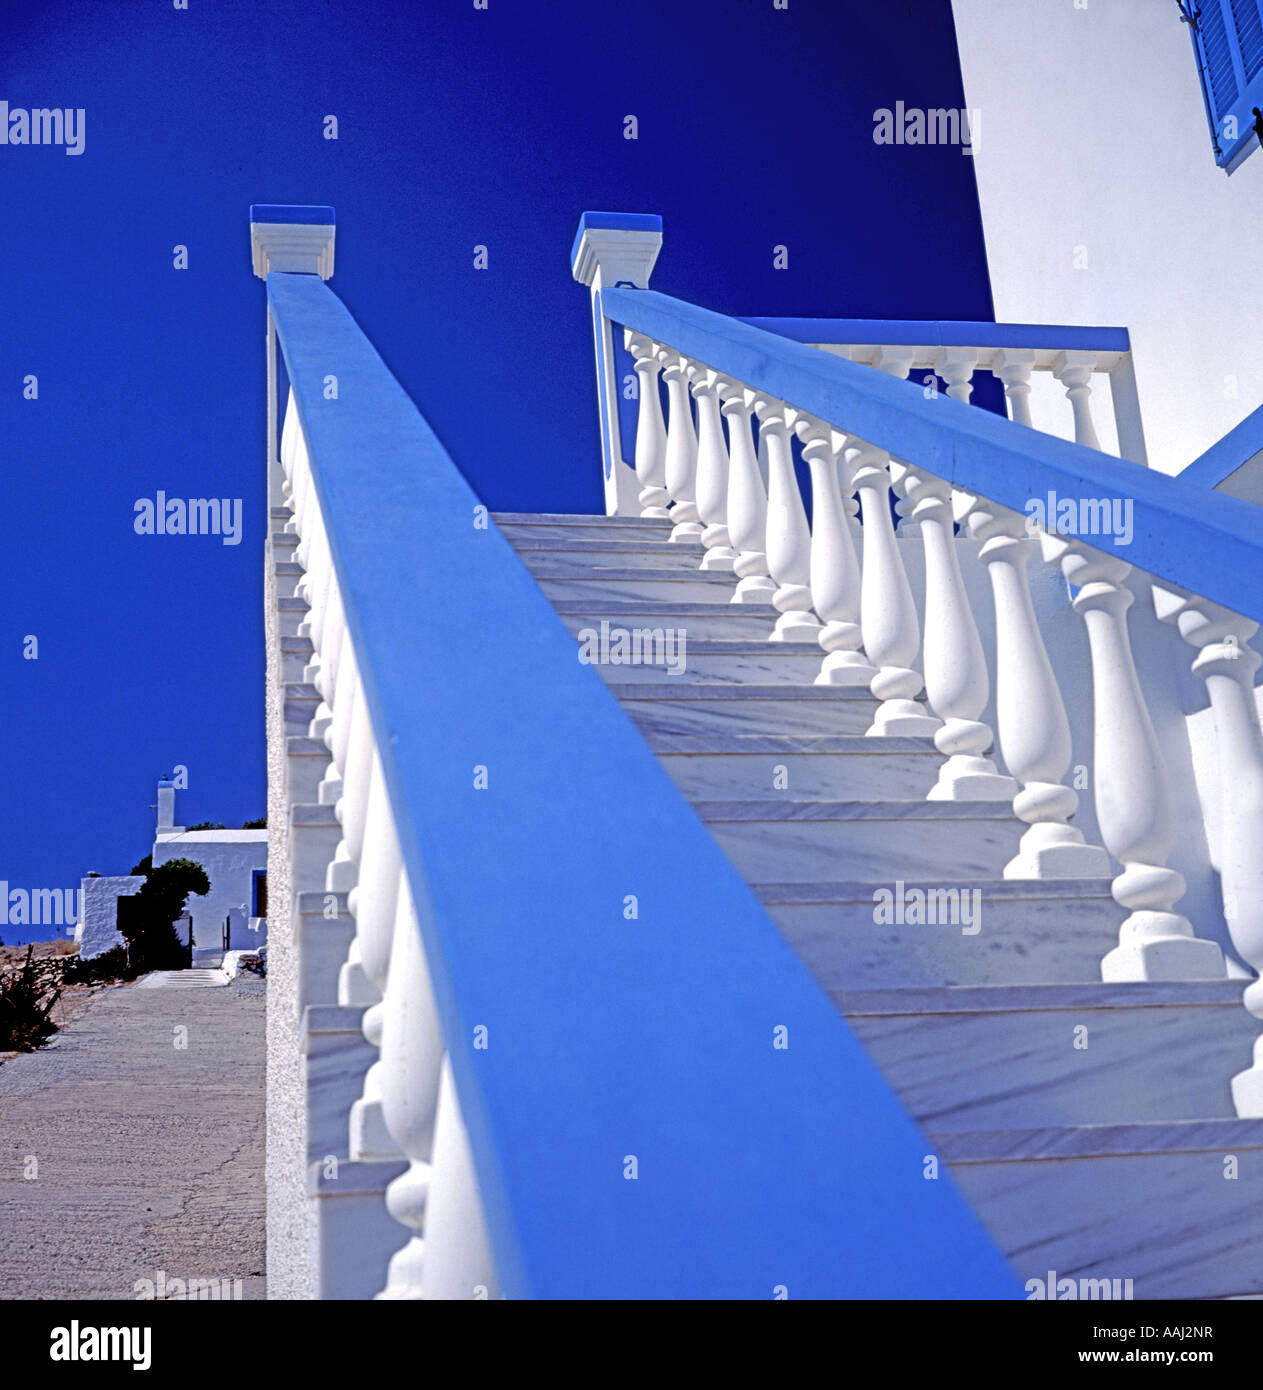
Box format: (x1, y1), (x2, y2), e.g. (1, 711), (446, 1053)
(156, 775), (184, 836)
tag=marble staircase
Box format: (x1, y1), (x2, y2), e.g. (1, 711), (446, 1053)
(499, 507), (1263, 1299)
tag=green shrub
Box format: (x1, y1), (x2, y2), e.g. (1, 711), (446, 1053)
(61, 945), (132, 985)
(0, 947), (62, 1051)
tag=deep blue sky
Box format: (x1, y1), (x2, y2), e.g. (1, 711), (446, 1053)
(0, 0), (994, 939)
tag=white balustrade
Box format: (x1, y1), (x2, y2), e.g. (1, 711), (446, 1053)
(1044, 541), (1225, 978)
(1054, 351), (1102, 452)
(346, 758), (405, 1161)
(757, 396), (821, 642)
(1153, 589), (1263, 1112)
(689, 366), (739, 570)
(797, 418), (875, 687)
(848, 426), (940, 736)
(968, 502), (1111, 878)
(994, 348), (1035, 429)
(659, 349), (704, 541)
(625, 332), (670, 517)
(904, 470), (1017, 800)
(719, 382), (776, 603)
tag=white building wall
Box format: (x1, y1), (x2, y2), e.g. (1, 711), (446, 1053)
(76, 875), (146, 959)
(152, 831), (268, 951)
(952, 0), (1263, 475)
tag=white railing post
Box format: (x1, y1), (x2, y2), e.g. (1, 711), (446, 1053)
(797, 418), (875, 687)
(1053, 351), (1103, 451)
(719, 382), (776, 603)
(660, 350), (705, 542)
(414, 1057), (499, 1300)
(690, 367), (739, 569)
(994, 349), (1036, 429)
(625, 332), (670, 517)
(345, 762), (405, 1160)
(1044, 541), (1225, 978)
(969, 501), (1112, 878)
(569, 214), (664, 515)
(903, 470), (1017, 800)
(1153, 588), (1263, 1112)
(757, 396), (821, 642)
(376, 880), (447, 1296)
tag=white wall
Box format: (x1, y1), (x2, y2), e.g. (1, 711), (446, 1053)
(76, 875), (146, 959)
(152, 830), (268, 950)
(952, 0), (1263, 475)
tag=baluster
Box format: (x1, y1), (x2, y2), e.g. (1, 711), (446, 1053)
(1054, 351), (1102, 450)
(659, 349), (704, 541)
(689, 367), (739, 570)
(309, 583), (345, 743)
(719, 383), (776, 603)
(327, 682), (373, 896)
(850, 423), (940, 737)
(757, 397), (821, 642)
(280, 389), (300, 525)
(376, 878), (445, 1296)
(378, 885), (497, 1299)
(1043, 543), (1225, 977)
(796, 418), (875, 686)
(994, 349), (1036, 429)
(414, 1057), (498, 1299)
(346, 757), (405, 1160)
(969, 502), (1111, 877)
(624, 333), (670, 517)
(902, 470), (1017, 799)
(320, 629), (358, 807)
(1153, 589), (1263, 1112)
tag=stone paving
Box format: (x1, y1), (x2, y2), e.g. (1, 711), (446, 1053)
(0, 975), (265, 1300)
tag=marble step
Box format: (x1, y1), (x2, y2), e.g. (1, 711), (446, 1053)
(512, 539), (713, 572)
(281, 633), (316, 684)
(493, 512), (677, 545)
(591, 639), (827, 686)
(617, 684), (897, 737)
(554, 600), (776, 642)
(275, 559), (303, 600)
(284, 682), (320, 737)
(696, 799), (1024, 881)
(936, 1118), (1263, 1299)
(537, 568), (739, 605)
(658, 734), (942, 798)
(757, 878), (1121, 987)
(276, 594), (309, 638)
(840, 980), (1251, 1129)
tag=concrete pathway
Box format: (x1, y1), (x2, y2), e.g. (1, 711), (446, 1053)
(0, 974), (265, 1299)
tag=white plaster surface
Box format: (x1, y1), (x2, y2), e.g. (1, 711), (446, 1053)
(76, 875), (146, 959)
(952, 0), (1263, 475)
(152, 830), (267, 950)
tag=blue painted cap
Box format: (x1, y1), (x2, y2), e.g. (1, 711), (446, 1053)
(250, 204), (336, 225)
(570, 211), (662, 271)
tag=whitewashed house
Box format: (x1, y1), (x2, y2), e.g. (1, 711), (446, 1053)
(255, 4), (1263, 1300)
(77, 778), (267, 959)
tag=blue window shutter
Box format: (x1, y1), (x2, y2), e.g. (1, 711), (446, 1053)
(1189, 0), (1263, 171)
(1232, 0), (1263, 79)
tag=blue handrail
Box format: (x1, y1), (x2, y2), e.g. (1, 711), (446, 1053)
(739, 317), (1131, 355)
(603, 286), (1263, 623)
(266, 269), (1020, 1298)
